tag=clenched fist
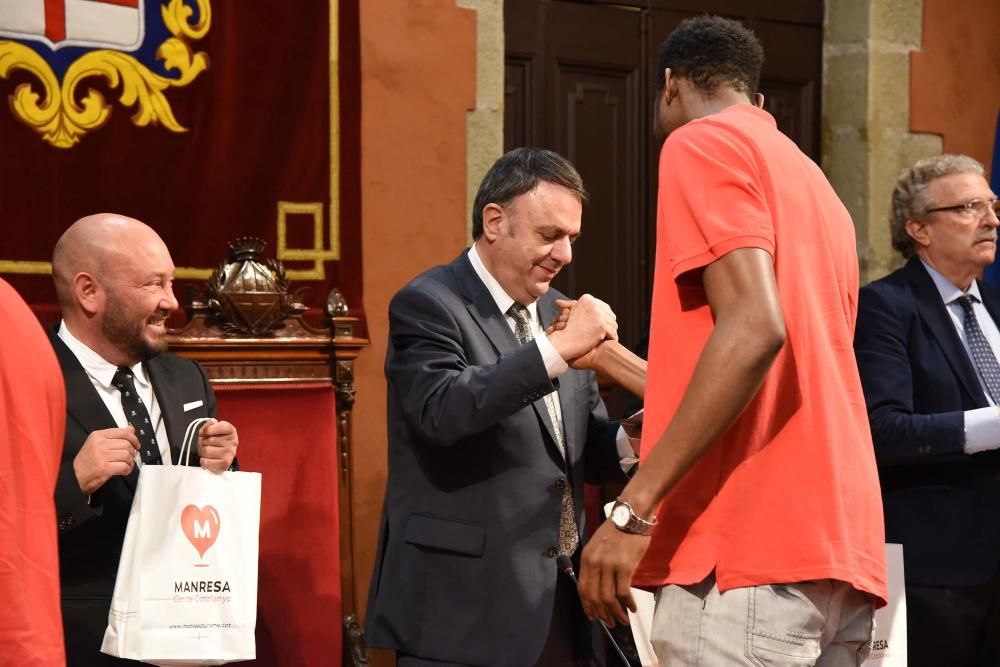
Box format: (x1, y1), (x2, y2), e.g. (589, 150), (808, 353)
(197, 420), (239, 472)
(74, 426), (141, 494)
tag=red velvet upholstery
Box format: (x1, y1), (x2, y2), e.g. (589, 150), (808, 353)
(215, 384), (341, 665)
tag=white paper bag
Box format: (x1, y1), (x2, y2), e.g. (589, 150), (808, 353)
(864, 543), (908, 666)
(102, 418), (262, 666)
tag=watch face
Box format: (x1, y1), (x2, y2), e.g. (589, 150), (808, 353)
(611, 503), (631, 527)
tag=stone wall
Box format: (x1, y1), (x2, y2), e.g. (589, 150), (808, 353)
(457, 0), (505, 242)
(823, 0), (941, 283)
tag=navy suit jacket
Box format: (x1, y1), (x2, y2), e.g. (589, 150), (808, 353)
(364, 251), (623, 666)
(855, 257), (1000, 586)
(51, 333), (219, 663)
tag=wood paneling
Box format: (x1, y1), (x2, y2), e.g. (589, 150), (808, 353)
(505, 0), (823, 356)
(505, 0), (647, 348)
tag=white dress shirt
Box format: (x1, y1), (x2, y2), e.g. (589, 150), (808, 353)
(920, 260), (1000, 454)
(58, 321), (173, 466)
(467, 245), (636, 468)
(468, 244), (568, 380)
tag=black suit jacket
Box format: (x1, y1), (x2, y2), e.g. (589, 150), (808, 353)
(855, 257), (1000, 586)
(51, 333), (218, 663)
(365, 252), (624, 666)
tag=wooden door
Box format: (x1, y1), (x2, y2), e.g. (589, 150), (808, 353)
(506, 0), (648, 350)
(505, 0), (823, 354)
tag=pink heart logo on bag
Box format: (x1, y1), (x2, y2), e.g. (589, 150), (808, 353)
(181, 505), (221, 558)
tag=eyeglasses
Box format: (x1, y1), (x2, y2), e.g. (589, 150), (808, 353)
(924, 198), (1000, 219)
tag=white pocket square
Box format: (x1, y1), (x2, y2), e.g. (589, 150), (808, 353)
(183, 400), (204, 412)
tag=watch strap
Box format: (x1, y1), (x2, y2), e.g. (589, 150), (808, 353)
(612, 499), (656, 536)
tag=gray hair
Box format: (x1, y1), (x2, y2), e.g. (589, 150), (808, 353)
(890, 154), (985, 258)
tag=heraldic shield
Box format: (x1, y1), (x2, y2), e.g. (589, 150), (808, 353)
(0, 0), (211, 148)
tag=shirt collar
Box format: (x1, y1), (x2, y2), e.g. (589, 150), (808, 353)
(57, 321), (150, 389)
(919, 258), (983, 305)
(467, 244), (541, 324)
(719, 103), (777, 128)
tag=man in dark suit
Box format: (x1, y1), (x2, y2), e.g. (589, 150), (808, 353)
(50, 213), (239, 665)
(365, 148), (641, 666)
(855, 154), (1000, 666)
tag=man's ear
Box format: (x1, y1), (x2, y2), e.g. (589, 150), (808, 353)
(662, 67), (677, 105)
(481, 203), (506, 242)
(73, 272), (103, 316)
(905, 218), (931, 250)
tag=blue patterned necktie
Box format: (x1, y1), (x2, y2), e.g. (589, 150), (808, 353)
(508, 303), (579, 556)
(956, 295), (1000, 403)
(113, 367), (163, 465)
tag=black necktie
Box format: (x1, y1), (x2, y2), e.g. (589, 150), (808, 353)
(956, 295), (1000, 403)
(112, 367), (163, 465)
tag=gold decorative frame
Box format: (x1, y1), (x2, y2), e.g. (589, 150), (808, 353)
(0, 0), (210, 149)
(0, 199), (340, 280)
(277, 201), (340, 280)
(0, 0), (340, 285)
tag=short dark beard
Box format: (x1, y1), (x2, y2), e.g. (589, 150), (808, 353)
(101, 291), (168, 362)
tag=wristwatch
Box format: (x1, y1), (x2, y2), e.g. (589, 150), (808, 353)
(609, 499), (657, 536)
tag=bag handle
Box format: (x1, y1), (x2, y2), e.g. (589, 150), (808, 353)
(179, 417), (216, 467)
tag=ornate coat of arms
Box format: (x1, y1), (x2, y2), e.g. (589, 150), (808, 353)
(0, 0), (210, 148)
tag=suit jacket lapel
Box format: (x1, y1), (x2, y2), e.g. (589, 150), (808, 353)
(50, 331), (140, 490)
(907, 258), (987, 406)
(145, 357), (190, 465)
(51, 333), (118, 435)
(453, 251), (519, 357)
(453, 251), (566, 462)
(979, 279), (1000, 330)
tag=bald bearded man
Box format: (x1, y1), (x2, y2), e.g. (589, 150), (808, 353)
(50, 214), (239, 665)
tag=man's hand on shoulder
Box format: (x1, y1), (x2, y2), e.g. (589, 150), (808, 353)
(197, 420), (238, 472)
(548, 294), (618, 361)
(73, 426), (141, 494)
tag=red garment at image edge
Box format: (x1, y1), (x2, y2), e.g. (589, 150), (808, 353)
(0, 278), (67, 664)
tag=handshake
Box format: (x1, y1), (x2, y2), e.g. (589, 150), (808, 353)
(546, 293), (618, 369)
(546, 294), (646, 398)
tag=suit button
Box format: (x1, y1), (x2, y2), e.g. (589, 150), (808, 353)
(554, 478), (566, 491)
(545, 546), (558, 558)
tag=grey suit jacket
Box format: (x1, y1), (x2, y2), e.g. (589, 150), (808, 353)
(365, 251), (623, 666)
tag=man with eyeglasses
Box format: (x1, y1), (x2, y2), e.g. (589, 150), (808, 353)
(855, 154), (1000, 666)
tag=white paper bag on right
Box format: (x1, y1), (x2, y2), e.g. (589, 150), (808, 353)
(864, 543), (907, 666)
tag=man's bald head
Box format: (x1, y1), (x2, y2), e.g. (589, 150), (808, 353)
(53, 214), (158, 306)
(53, 213), (178, 366)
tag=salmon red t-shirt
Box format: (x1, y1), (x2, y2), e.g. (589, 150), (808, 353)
(0, 278), (66, 664)
(633, 105), (887, 605)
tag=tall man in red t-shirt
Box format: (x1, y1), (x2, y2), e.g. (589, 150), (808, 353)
(577, 16), (887, 665)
